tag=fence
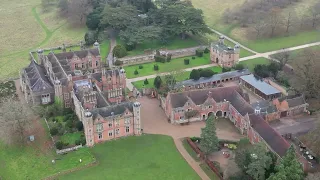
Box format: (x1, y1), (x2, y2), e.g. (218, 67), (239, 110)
(186, 137), (223, 180)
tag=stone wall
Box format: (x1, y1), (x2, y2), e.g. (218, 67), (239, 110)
(56, 145), (83, 154)
(118, 46), (207, 66)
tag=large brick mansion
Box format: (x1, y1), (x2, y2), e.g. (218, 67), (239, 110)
(20, 44), (141, 146)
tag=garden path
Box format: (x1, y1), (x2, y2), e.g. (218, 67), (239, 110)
(126, 41), (320, 91)
(107, 35), (117, 67)
(139, 96), (243, 180)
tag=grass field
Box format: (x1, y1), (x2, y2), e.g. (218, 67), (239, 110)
(125, 53), (211, 78)
(59, 134), (201, 180)
(119, 37), (201, 56)
(191, 0), (320, 53)
(200, 163), (219, 180)
(132, 66), (222, 89)
(239, 58), (270, 72)
(182, 139), (200, 162)
(60, 132), (83, 145)
(0, 0), (86, 80)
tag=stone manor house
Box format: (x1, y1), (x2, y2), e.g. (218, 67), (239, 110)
(163, 86), (308, 167)
(20, 44), (141, 146)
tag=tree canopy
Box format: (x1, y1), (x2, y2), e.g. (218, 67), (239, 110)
(200, 116), (219, 156)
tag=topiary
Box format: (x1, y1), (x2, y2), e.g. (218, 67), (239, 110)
(184, 59), (190, 65)
(154, 64), (159, 71)
(75, 121), (83, 131)
(139, 65), (143, 69)
(55, 141), (64, 150)
(113, 45), (128, 58)
(144, 78), (149, 85)
(134, 70), (139, 75)
(50, 127), (58, 136)
(196, 49), (204, 57)
(192, 56), (196, 60)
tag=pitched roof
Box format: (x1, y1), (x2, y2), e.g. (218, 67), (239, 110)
(229, 92), (254, 116)
(251, 100), (278, 114)
(170, 93), (189, 108)
(249, 114), (290, 157)
(286, 96), (306, 108)
(91, 102), (134, 119)
(211, 42), (236, 54)
(23, 60), (53, 92)
(53, 48), (100, 60)
(240, 74), (281, 95)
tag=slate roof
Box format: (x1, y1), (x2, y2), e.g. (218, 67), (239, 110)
(240, 74), (281, 95)
(23, 60), (53, 92)
(229, 92), (254, 116)
(286, 96), (306, 108)
(249, 114), (290, 157)
(54, 48), (100, 60)
(211, 42), (236, 54)
(91, 102), (134, 119)
(177, 69), (250, 87)
(251, 100), (278, 114)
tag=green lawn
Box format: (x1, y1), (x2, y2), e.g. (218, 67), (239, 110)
(132, 66), (222, 89)
(60, 132), (83, 145)
(119, 37), (201, 56)
(199, 163), (219, 180)
(99, 40), (110, 60)
(59, 135), (201, 180)
(239, 58), (270, 72)
(182, 139), (200, 162)
(125, 53), (211, 78)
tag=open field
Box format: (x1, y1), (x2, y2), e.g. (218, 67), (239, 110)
(0, 119), (94, 180)
(59, 134), (201, 180)
(124, 53), (211, 78)
(191, 0), (320, 53)
(0, 0), (86, 80)
(132, 66), (222, 89)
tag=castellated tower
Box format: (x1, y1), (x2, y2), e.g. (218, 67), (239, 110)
(133, 101), (142, 135)
(83, 110), (94, 147)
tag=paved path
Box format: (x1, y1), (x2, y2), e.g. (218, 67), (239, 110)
(139, 97), (243, 180)
(126, 41), (320, 91)
(107, 35), (117, 67)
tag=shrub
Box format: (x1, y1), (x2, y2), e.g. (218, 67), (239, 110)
(155, 55), (166, 63)
(234, 63), (245, 70)
(144, 78), (149, 85)
(190, 136), (201, 142)
(154, 76), (162, 89)
(200, 69), (215, 77)
(55, 141), (64, 150)
(80, 137), (86, 145)
(50, 127), (58, 136)
(114, 60), (123, 66)
(184, 59), (190, 65)
(134, 70), (139, 75)
(192, 56), (196, 60)
(190, 69), (200, 80)
(125, 44), (135, 51)
(139, 65), (143, 69)
(222, 67), (232, 72)
(75, 139), (81, 145)
(196, 49), (204, 57)
(66, 120), (73, 128)
(113, 45), (127, 58)
(76, 121), (83, 131)
(204, 48), (210, 54)
(154, 64), (159, 71)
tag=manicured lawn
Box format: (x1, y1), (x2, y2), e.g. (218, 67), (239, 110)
(239, 58), (270, 72)
(119, 37), (201, 56)
(132, 66), (222, 89)
(99, 40), (110, 60)
(125, 53), (211, 78)
(182, 138), (200, 162)
(60, 132), (83, 145)
(59, 135), (201, 180)
(199, 163), (219, 180)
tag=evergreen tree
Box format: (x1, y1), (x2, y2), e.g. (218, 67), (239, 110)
(200, 116), (219, 156)
(190, 69), (200, 80)
(154, 76), (162, 89)
(267, 145), (304, 180)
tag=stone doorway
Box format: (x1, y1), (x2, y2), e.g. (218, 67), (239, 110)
(216, 111), (222, 117)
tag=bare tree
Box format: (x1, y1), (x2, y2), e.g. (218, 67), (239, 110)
(267, 7), (283, 37)
(0, 99), (33, 145)
(68, 0), (92, 25)
(290, 49), (320, 99)
(252, 14), (267, 38)
(283, 11), (297, 33)
(309, 2), (320, 28)
(58, 0), (69, 16)
(223, 8), (232, 24)
(273, 49), (292, 69)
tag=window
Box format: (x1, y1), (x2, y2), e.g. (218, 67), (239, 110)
(229, 54), (231, 58)
(65, 102), (70, 108)
(82, 63), (85, 68)
(108, 122), (112, 128)
(96, 124), (103, 132)
(108, 130), (113, 137)
(64, 93), (69, 100)
(126, 126), (130, 133)
(116, 129), (120, 135)
(209, 105), (212, 108)
(125, 118), (130, 124)
(98, 133), (102, 139)
(96, 60), (99, 67)
(115, 119), (120, 127)
(180, 116), (184, 120)
(41, 94), (50, 104)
